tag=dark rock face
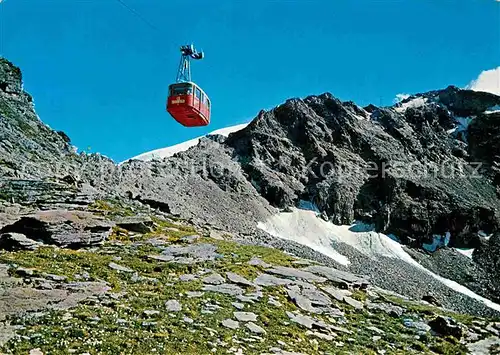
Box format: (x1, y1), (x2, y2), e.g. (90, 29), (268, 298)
(428, 315), (465, 339)
(468, 112), (500, 187)
(474, 234), (500, 297)
(0, 210), (114, 247)
(0, 232), (41, 251)
(226, 91), (500, 246)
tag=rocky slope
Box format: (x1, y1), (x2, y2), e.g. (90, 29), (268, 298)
(226, 89), (500, 246)
(2, 57), (500, 353)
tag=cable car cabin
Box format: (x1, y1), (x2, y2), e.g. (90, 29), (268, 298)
(167, 82), (211, 127)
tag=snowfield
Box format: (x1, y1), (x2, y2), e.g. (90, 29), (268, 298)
(394, 97), (428, 113)
(125, 123), (249, 162)
(258, 208), (500, 312)
(456, 248), (475, 259)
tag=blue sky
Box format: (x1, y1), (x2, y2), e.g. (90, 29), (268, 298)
(1, 0), (499, 162)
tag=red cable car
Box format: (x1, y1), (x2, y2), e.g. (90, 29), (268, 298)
(167, 45), (211, 127)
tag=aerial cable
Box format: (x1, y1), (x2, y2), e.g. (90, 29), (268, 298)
(114, 0), (160, 32)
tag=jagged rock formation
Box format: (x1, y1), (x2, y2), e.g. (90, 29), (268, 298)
(0, 58), (113, 182)
(226, 90), (500, 248)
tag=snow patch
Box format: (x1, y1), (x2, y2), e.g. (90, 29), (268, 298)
(393, 93), (410, 104)
(485, 105), (500, 114)
(448, 116), (473, 136)
(456, 248), (475, 259)
(125, 123), (249, 163)
(257, 208), (500, 312)
(478, 230), (492, 241)
(257, 209), (350, 266)
(394, 97), (428, 113)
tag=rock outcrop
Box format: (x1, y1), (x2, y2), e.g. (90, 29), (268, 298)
(226, 89), (500, 247)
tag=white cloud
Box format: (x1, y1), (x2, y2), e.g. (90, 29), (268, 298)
(393, 93), (410, 104)
(467, 67), (500, 95)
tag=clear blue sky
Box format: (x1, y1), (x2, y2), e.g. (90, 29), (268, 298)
(1, 0), (499, 162)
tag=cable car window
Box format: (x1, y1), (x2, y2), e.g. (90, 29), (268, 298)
(200, 92), (205, 103)
(171, 84), (192, 96)
(195, 87), (201, 100)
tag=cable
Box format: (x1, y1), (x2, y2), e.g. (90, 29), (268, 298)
(115, 0), (160, 32)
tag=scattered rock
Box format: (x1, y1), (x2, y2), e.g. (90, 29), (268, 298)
(247, 257), (271, 268)
(203, 284), (244, 296)
(322, 286), (350, 302)
(268, 297), (282, 307)
(267, 266), (327, 283)
(147, 254), (175, 262)
(428, 315), (464, 339)
(165, 299), (182, 312)
(226, 272), (254, 287)
(286, 311), (315, 329)
(203, 273), (226, 285)
(366, 301), (404, 317)
(232, 302), (245, 310)
(115, 216), (153, 233)
(222, 319), (240, 330)
(108, 262), (134, 273)
(143, 310), (160, 317)
(254, 274), (292, 287)
(367, 326), (385, 335)
(245, 322), (266, 334)
(304, 266), (369, 287)
(467, 336), (500, 355)
(234, 311), (258, 322)
(161, 243), (221, 261)
(42, 273), (67, 282)
(186, 291), (204, 298)
(306, 330), (334, 341)
(179, 274), (197, 282)
(181, 234), (201, 243)
(286, 286), (321, 313)
(0, 232), (42, 251)
(404, 319), (431, 333)
(0, 210), (113, 247)
(343, 296), (364, 310)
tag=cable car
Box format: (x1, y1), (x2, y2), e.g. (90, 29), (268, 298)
(167, 45), (211, 127)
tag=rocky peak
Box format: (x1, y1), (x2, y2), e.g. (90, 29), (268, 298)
(398, 85), (500, 117)
(0, 58), (114, 182)
(226, 89), (500, 243)
(0, 58), (23, 95)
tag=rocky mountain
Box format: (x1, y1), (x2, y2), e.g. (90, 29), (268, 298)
(1, 57), (500, 354)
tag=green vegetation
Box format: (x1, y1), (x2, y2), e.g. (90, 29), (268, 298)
(0, 217), (492, 354)
(88, 199), (136, 218)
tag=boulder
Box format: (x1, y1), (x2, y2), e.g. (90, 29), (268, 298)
(428, 315), (465, 339)
(115, 215), (153, 233)
(0, 232), (41, 251)
(0, 210), (114, 247)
